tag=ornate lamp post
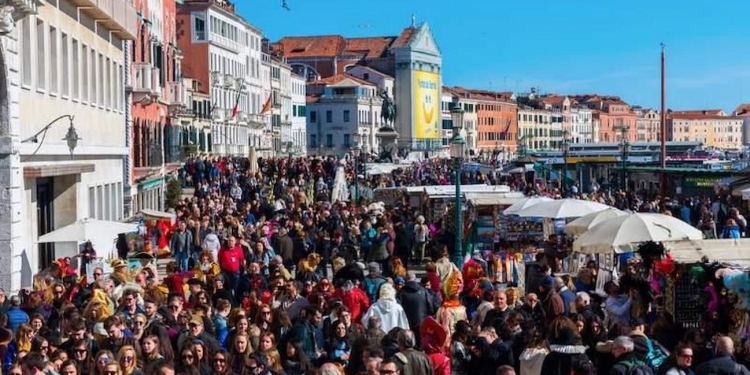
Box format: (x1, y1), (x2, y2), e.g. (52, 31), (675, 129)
(619, 126), (630, 191)
(450, 103), (466, 268)
(351, 133), (362, 203)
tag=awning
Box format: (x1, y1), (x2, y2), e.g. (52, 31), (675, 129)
(732, 183), (750, 198)
(465, 192), (526, 206)
(717, 176), (747, 189)
(24, 163), (95, 178)
(665, 239), (750, 266)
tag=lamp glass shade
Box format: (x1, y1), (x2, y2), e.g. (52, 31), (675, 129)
(353, 133), (361, 145)
(450, 105), (465, 133)
(450, 136), (466, 159)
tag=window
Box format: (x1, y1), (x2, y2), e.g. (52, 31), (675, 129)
(96, 185), (104, 220)
(310, 110), (317, 123)
(194, 14), (206, 41)
(21, 18), (30, 85)
(98, 53), (104, 106)
(61, 33), (68, 96)
(310, 134), (317, 148)
(82, 44), (88, 101)
(298, 105), (306, 117)
(106, 58), (111, 108)
(326, 110), (332, 123)
(36, 18), (45, 89)
(72, 39), (79, 99)
(88, 186), (96, 219)
(49, 26), (57, 93)
(118, 64), (123, 111)
(343, 110), (350, 123)
(326, 134), (333, 147)
(343, 134), (350, 148)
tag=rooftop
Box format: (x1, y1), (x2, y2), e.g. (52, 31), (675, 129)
(271, 26), (418, 59)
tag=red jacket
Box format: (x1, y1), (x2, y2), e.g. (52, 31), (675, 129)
(333, 287), (370, 323)
(218, 245), (244, 273)
(429, 353), (451, 375)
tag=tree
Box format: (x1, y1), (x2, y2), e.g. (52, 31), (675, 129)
(165, 177), (182, 209)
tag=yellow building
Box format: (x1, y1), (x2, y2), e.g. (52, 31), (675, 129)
(517, 107), (553, 150)
(668, 113), (744, 150)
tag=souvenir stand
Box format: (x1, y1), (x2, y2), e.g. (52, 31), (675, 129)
(139, 209), (177, 257)
(661, 239), (750, 338)
(372, 186), (425, 208)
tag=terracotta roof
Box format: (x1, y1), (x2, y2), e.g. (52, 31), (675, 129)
(392, 27), (417, 48)
(306, 95), (321, 104)
(670, 109), (724, 116)
(343, 37), (395, 59)
(272, 35), (346, 58)
(540, 95), (566, 105)
(668, 113), (743, 120)
(313, 73), (375, 87)
(446, 86), (514, 102)
(735, 103), (750, 116)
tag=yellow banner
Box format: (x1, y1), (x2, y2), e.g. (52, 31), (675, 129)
(413, 70), (440, 139)
(566, 156), (617, 163)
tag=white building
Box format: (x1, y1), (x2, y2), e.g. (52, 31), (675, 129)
(290, 74), (306, 156)
(570, 107), (594, 143)
(305, 74), (383, 156)
(0, 0), (137, 290)
(258, 48), (295, 157)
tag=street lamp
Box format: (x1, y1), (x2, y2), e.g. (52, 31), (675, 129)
(450, 102), (466, 268)
(561, 131), (570, 194)
(21, 115), (81, 159)
(619, 126), (630, 191)
(351, 133), (362, 203)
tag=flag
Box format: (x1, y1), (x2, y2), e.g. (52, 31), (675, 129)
(231, 91), (242, 119)
(260, 93), (272, 114)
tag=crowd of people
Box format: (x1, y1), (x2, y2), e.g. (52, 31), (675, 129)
(0, 155), (748, 375)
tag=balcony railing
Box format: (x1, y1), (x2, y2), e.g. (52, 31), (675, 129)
(166, 81), (185, 108)
(211, 71), (224, 87)
(209, 33), (240, 52)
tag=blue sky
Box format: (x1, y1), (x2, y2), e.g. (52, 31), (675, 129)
(237, 0), (750, 112)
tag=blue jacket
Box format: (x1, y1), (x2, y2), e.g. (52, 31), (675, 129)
(6, 307), (29, 334)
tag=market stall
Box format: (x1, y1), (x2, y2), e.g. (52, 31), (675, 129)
(465, 191), (525, 252)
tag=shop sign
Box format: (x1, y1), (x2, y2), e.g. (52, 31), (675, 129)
(683, 176), (720, 188)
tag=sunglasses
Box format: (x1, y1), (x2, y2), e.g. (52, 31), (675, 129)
(182, 354), (194, 360)
(679, 354), (693, 359)
(213, 358), (226, 363)
(106, 371), (118, 375)
(169, 305), (180, 310)
(98, 357), (110, 364)
(135, 321), (145, 325)
(41, 345), (49, 350)
(94, 273), (102, 277)
(75, 349), (88, 354)
(122, 356), (134, 362)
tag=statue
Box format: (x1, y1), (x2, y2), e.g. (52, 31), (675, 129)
(378, 89), (396, 128)
(0, 5), (15, 35)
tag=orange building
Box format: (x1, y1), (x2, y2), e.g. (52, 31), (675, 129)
(130, 0), (182, 211)
(446, 87), (518, 153)
(571, 95), (637, 143)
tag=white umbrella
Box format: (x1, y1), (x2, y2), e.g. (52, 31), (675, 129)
(564, 208), (629, 236)
(573, 213), (704, 254)
(515, 198), (611, 219)
(38, 218), (137, 245)
(503, 196), (553, 216)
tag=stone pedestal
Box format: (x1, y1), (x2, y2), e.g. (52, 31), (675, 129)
(376, 127), (399, 162)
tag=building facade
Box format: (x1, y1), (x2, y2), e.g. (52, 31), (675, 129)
(273, 21), (444, 152)
(633, 107), (661, 142)
(305, 74), (383, 156)
(570, 95), (637, 143)
(290, 74), (306, 156)
(129, 0), (183, 213)
(668, 113), (745, 150)
(177, 0), (264, 157)
(441, 88), (478, 152)
(517, 107), (552, 151)
(8, 0), (136, 289)
(570, 107), (594, 144)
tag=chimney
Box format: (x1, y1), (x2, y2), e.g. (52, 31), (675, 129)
(261, 37), (271, 54)
(702, 110), (707, 115)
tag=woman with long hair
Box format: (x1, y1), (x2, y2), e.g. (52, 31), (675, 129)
(176, 343), (202, 375)
(210, 349), (237, 375)
(116, 345), (143, 375)
(282, 340), (314, 375)
(141, 335), (165, 369)
(3, 324), (33, 372)
(325, 320), (353, 365)
(103, 362), (122, 375)
(90, 350), (115, 375)
(190, 339), (212, 375)
(71, 339), (91, 375)
(229, 332), (253, 375)
(518, 328), (549, 375)
(258, 333), (277, 353)
(265, 348), (287, 375)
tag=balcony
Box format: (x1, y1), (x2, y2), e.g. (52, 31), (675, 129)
(209, 33), (240, 53)
(128, 63), (160, 104)
(211, 71), (223, 87)
(224, 109), (235, 122)
(212, 108), (225, 122)
(64, 0), (138, 39)
(248, 114), (266, 129)
(223, 74), (233, 88)
(166, 81), (186, 111)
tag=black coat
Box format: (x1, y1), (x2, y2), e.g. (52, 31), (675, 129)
(696, 354), (750, 375)
(541, 347), (594, 375)
(398, 281), (437, 331)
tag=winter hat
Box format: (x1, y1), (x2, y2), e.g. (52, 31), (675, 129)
(541, 275), (555, 290)
(368, 262), (381, 276)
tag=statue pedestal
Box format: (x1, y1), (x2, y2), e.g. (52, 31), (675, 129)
(376, 127), (399, 162)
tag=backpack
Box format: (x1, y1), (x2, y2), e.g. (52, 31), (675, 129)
(621, 358), (654, 375)
(645, 338), (668, 371)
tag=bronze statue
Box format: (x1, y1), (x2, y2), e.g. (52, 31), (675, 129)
(378, 90), (396, 128)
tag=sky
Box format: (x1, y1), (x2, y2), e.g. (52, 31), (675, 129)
(236, 0), (750, 112)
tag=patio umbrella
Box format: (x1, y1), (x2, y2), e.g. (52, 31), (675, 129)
(564, 208), (629, 236)
(515, 198), (611, 219)
(503, 196), (553, 216)
(573, 213), (704, 254)
(38, 218), (138, 253)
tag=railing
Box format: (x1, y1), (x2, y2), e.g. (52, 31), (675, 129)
(209, 33), (240, 52)
(211, 71), (223, 87)
(132, 62), (153, 92)
(166, 81), (185, 106)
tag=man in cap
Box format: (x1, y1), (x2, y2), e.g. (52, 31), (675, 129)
(6, 295), (28, 334)
(540, 275), (564, 325)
